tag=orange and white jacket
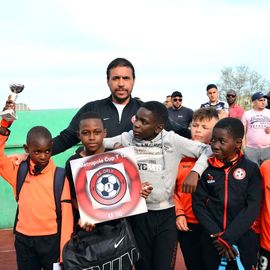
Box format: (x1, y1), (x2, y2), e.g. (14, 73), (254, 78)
(0, 134), (73, 260)
(174, 157), (199, 224)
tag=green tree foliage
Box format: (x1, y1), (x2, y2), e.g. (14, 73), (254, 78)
(217, 65), (270, 109)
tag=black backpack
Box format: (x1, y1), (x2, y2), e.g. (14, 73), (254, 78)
(63, 218), (140, 270)
(14, 159), (66, 233)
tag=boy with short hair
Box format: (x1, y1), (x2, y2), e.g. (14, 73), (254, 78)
(65, 111), (107, 229)
(174, 107), (219, 270)
(104, 101), (211, 270)
(0, 100), (73, 270)
(192, 117), (262, 270)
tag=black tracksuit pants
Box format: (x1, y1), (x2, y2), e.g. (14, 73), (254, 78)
(130, 207), (177, 270)
(177, 222), (205, 270)
(200, 229), (259, 270)
(15, 232), (60, 270)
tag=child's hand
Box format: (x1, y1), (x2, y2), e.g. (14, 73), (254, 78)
(176, 216), (190, 231)
(212, 239), (238, 260)
(3, 95), (16, 112)
(140, 182), (153, 199)
(211, 233), (238, 261)
(78, 219), (95, 232)
(182, 171), (199, 193)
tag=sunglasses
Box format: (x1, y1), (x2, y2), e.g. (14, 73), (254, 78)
(173, 98), (182, 102)
(226, 94), (236, 98)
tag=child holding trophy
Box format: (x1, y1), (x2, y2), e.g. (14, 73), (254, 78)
(0, 97), (73, 270)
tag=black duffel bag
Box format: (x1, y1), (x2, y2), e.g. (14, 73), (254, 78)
(63, 218), (140, 270)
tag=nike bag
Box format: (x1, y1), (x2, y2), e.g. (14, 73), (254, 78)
(62, 218), (140, 270)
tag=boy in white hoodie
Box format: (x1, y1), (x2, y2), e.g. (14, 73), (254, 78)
(104, 101), (211, 270)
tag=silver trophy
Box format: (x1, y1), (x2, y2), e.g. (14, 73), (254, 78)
(0, 83), (24, 121)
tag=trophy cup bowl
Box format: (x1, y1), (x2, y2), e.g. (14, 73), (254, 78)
(0, 83), (25, 121)
(10, 83), (24, 96)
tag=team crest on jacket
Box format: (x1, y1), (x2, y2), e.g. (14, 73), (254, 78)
(233, 168), (246, 180)
(206, 173), (215, 184)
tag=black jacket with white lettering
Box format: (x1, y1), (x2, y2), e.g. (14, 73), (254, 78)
(52, 96), (143, 155)
(192, 153), (262, 247)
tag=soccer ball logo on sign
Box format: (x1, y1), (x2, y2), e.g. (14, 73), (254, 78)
(96, 174), (121, 199)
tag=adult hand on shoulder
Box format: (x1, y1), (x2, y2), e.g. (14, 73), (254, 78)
(140, 182), (153, 199)
(182, 171), (199, 193)
(8, 153), (29, 165)
(176, 216), (189, 231)
(113, 142), (124, 149)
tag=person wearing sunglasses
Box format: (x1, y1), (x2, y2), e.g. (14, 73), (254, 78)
(226, 89), (244, 119)
(168, 91), (193, 138)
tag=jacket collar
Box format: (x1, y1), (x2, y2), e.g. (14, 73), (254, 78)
(208, 150), (243, 169)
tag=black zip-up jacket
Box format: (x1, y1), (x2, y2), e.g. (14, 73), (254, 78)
(52, 96), (143, 155)
(192, 154), (262, 247)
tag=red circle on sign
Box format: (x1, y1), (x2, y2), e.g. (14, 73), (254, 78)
(75, 151), (141, 221)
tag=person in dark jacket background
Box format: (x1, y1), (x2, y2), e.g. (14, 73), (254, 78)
(192, 117), (262, 270)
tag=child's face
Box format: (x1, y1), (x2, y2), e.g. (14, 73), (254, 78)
(210, 128), (241, 162)
(78, 118), (106, 155)
(133, 107), (163, 141)
(191, 117), (217, 144)
(24, 138), (52, 167)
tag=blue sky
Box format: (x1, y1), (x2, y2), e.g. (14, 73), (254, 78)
(1, 0), (270, 110)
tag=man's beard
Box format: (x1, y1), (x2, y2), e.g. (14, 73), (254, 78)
(112, 93), (131, 104)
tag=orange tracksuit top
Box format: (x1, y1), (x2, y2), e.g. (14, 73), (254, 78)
(260, 160), (270, 252)
(174, 157), (198, 224)
(0, 134), (73, 259)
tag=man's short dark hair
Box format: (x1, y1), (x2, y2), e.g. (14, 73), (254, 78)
(171, 91), (182, 98)
(106, 58), (135, 80)
(214, 117), (244, 139)
(26, 126), (52, 144)
(141, 101), (168, 124)
(206, 84), (218, 91)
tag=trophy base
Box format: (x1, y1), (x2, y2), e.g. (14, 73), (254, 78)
(0, 109), (17, 121)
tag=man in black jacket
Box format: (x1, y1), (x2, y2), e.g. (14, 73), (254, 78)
(52, 58), (142, 155)
(52, 58), (191, 155)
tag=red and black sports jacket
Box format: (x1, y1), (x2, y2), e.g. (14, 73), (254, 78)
(192, 153), (262, 247)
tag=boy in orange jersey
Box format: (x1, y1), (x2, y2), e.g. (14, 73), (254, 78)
(259, 160), (270, 270)
(0, 99), (73, 270)
(174, 107), (219, 270)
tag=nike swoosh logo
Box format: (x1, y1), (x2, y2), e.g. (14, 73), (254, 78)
(114, 236), (125, 248)
(103, 118), (110, 121)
